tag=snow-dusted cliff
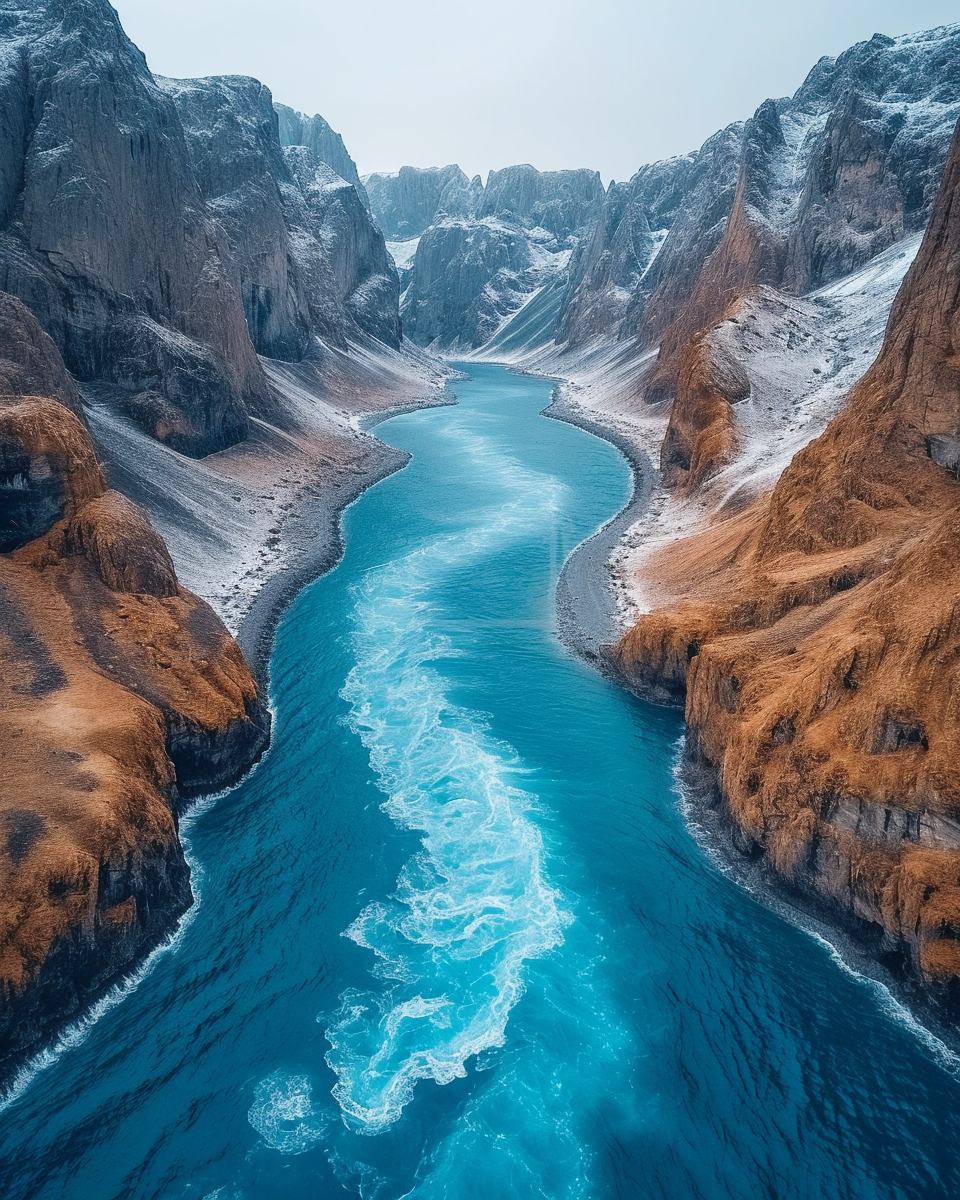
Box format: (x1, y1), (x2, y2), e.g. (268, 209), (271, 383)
(367, 165), (604, 350)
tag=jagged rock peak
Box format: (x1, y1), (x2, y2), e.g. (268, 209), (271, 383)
(363, 165), (482, 240)
(478, 165), (604, 241)
(0, 0), (405, 456)
(274, 101), (368, 203)
(557, 22), (960, 355)
(0, 0), (269, 456)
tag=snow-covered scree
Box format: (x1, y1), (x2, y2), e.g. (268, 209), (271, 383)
(88, 339), (449, 638)
(386, 238), (421, 274)
(609, 232), (924, 624)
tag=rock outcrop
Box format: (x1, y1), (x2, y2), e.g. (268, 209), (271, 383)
(164, 76), (401, 356)
(614, 115), (960, 1011)
(554, 24), (960, 383)
(0, 294), (83, 418)
(282, 150), (402, 349)
(556, 178), (658, 347)
(401, 219), (541, 348)
(0, 393), (268, 1084)
(162, 75), (313, 364)
(275, 102), (369, 205)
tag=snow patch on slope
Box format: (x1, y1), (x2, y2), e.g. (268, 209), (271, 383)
(87, 338), (448, 636)
(609, 230), (924, 625)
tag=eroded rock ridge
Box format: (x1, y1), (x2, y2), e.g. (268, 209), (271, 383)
(0, 0), (399, 457)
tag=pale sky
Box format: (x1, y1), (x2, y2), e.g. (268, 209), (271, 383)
(111, 0), (960, 183)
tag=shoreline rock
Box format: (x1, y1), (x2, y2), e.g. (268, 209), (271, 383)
(546, 370), (960, 1058)
(544, 387), (654, 664)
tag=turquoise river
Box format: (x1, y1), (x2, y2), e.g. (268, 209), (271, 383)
(2, 363), (960, 1199)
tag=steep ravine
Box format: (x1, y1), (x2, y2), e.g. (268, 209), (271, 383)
(5, 0), (960, 1107)
(438, 27), (960, 1039)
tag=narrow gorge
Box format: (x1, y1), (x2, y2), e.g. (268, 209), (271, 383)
(2, 3), (960, 1197)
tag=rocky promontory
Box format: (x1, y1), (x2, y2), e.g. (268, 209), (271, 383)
(0, 392), (268, 1083)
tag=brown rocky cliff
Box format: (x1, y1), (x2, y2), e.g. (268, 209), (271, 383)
(0, 395), (105, 550)
(615, 116), (960, 1011)
(0, 395), (268, 1082)
(657, 298), (752, 491)
(646, 101), (788, 406)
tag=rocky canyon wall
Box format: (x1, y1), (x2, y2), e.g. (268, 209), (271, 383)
(614, 113), (960, 1014)
(0, 0), (400, 458)
(0, 390), (269, 1083)
(0, 0), (426, 1089)
(388, 26), (959, 383)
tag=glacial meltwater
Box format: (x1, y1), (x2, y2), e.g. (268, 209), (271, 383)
(4, 364), (960, 1199)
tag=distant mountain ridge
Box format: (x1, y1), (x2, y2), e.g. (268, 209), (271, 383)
(379, 24), (960, 363)
(366, 164), (605, 349)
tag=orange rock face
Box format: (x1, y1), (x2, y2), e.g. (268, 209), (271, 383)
(0, 396), (268, 1079)
(616, 117), (960, 1009)
(658, 300), (751, 491)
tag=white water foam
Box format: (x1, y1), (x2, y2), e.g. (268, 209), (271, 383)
(321, 428), (572, 1133)
(247, 1069), (330, 1154)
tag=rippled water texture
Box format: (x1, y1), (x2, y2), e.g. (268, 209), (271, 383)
(3, 364), (960, 1199)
